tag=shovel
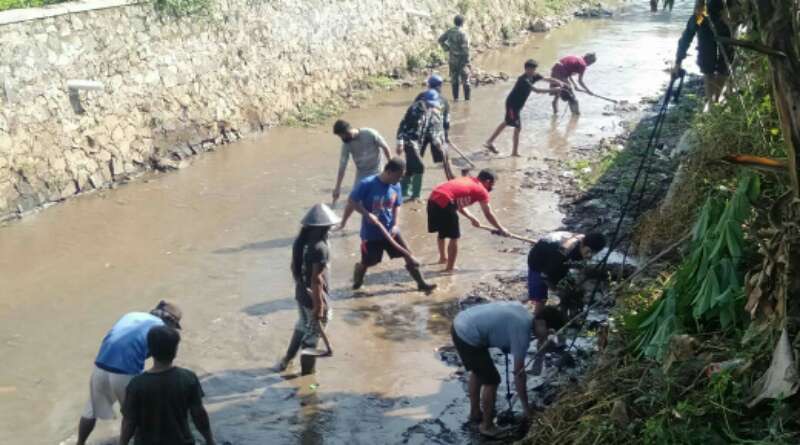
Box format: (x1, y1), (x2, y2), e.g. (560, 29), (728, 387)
(476, 225), (537, 244)
(447, 141), (477, 168)
(300, 316), (334, 358)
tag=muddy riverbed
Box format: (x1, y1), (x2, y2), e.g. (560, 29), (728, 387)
(0, 2), (696, 444)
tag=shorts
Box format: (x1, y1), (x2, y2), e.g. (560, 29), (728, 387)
(361, 233), (409, 267)
(549, 65), (577, 102)
(451, 327), (501, 386)
(528, 268), (549, 302)
(504, 106), (521, 128)
(82, 366), (135, 420)
(294, 300), (332, 348)
(427, 200), (460, 239)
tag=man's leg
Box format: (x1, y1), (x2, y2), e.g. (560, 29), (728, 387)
(437, 238), (447, 264)
(461, 63), (472, 101)
(445, 238), (459, 272)
(76, 417), (96, 445)
(552, 95), (559, 114)
(479, 384), (498, 433)
(410, 173), (423, 200)
(511, 127), (521, 157)
(468, 372), (482, 422)
(450, 63), (461, 101)
(394, 234), (436, 292)
(484, 122), (506, 151)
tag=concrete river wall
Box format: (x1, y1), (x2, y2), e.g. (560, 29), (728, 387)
(0, 0), (582, 221)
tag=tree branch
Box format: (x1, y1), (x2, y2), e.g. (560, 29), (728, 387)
(716, 36), (787, 58)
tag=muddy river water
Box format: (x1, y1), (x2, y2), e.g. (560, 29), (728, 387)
(1, 2), (694, 443)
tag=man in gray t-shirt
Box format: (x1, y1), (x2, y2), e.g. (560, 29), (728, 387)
(332, 120), (392, 229)
(451, 301), (564, 437)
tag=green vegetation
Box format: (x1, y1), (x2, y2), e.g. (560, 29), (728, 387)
(522, 36), (800, 445)
(0, 0), (213, 15)
(282, 97), (346, 128)
(152, 0), (212, 17)
(0, 0), (67, 12)
(405, 46), (446, 73)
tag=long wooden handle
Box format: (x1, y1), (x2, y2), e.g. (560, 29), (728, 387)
(370, 215), (415, 259)
(476, 225), (537, 244)
(447, 141), (477, 168)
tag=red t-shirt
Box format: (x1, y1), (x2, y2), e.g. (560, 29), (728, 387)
(556, 55), (587, 77)
(429, 177), (490, 209)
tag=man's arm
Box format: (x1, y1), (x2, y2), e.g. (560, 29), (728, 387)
(377, 138), (392, 161)
(513, 357), (531, 419)
(333, 145), (350, 204)
(119, 416), (136, 445)
(457, 207), (481, 227)
(438, 30), (450, 51)
(674, 17), (697, 72)
(310, 263), (327, 319)
(190, 405), (215, 445)
(575, 73), (592, 95)
(478, 201), (509, 235)
(391, 204), (401, 234)
(530, 77), (563, 95)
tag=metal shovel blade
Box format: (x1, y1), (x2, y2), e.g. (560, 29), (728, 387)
(300, 348), (332, 357)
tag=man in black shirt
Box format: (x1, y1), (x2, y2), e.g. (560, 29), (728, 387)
(527, 231), (606, 313)
(672, 0), (736, 109)
(484, 59), (565, 157)
(120, 326), (215, 445)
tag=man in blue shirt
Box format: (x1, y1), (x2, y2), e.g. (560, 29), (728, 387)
(451, 301), (564, 437)
(348, 157), (436, 293)
(76, 301), (182, 445)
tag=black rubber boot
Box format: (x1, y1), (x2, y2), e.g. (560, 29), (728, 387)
(353, 262), (366, 290)
(406, 265), (437, 293)
(300, 354), (317, 375)
(464, 83), (471, 101)
(451, 83), (459, 101)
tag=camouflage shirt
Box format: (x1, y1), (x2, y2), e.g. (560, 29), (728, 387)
(396, 99), (433, 144)
(438, 26), (470, 63)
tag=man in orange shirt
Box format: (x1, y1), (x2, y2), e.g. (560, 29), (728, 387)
(427, 169), (509, 272)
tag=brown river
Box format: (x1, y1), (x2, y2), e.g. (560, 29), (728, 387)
(1, 2), (694, 443)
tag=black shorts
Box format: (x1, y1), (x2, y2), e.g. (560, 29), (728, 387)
(451, 327), (501, 386)
(361, 233), (409, 267)
(427, 200), (460, 239)
(504, 106), (521, 128)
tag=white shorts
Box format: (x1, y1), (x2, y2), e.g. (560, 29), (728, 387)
(82, 366), (134, 420)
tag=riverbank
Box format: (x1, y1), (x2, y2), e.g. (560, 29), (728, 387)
(428, 77), (704, 443)
(0, 0), (610, 223)
(520, 54), (800, 444)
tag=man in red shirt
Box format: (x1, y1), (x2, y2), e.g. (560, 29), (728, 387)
(427, 169), (510, 272)
(549, 53), (597, 115)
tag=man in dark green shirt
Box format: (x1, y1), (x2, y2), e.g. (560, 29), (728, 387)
(120, 326), (215, 445)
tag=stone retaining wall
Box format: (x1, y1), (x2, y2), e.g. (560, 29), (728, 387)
(0, 0), (579, 221)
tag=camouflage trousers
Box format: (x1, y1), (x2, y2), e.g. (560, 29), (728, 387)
(449, 58), (470, 86)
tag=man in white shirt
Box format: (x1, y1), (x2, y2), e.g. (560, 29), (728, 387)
(331, 119), (392, 229)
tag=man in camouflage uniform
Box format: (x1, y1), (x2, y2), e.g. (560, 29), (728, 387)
(438, 15), (471, 101)
(418, 75), (454, 180)
(396, 89), (439, 200)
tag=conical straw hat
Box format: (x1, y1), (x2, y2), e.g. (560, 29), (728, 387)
(300, 203), (341, 227)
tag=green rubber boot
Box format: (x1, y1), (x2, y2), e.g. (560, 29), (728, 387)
(411, 174), (423, 200)
(401, 176), (412, 198)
